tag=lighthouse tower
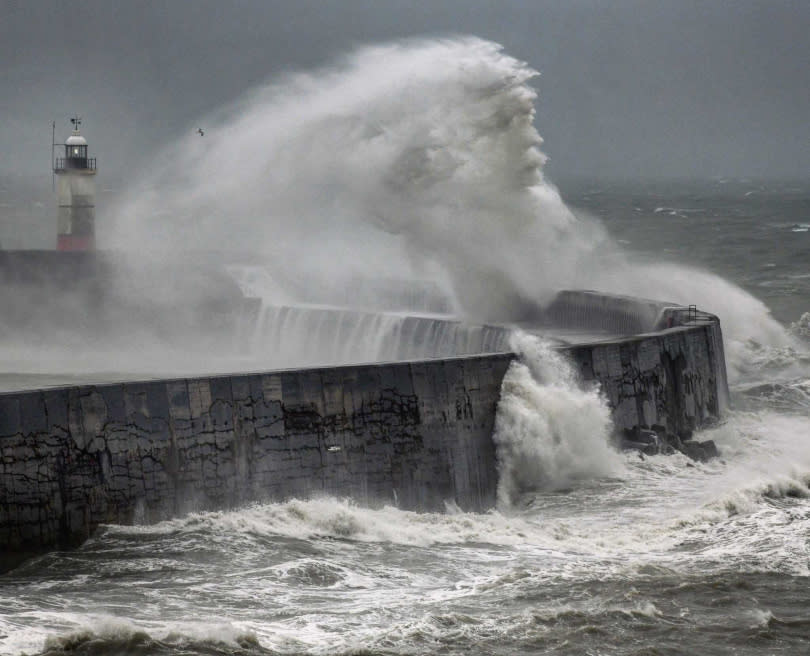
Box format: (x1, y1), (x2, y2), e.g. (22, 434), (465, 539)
(53, 116), (97, 251)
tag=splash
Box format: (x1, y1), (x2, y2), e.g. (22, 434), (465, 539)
(108, 36), (798, 372)
(493, 332), (624, 506)
(240, 305), (511, 367)
(107, 38), (607, 321)
(591, 259), (798, 383)
(110, 496), (545, 548)
(39, 619), (262, 656)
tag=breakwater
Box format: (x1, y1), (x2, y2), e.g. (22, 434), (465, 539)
(0, 293), (728, 564)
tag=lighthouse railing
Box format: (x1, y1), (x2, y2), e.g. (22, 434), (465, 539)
(54, 157), (96, 172)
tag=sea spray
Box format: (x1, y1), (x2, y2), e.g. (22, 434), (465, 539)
(106, 37), (797, 373)
(493, 332), (624, 506)
(592, 259), (798, 383)
(108, 38), (608, 321)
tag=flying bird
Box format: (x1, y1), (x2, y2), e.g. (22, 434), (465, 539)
(197, 128), (204, 136)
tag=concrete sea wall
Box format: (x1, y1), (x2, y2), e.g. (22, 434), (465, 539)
(0, 354), (513, 563)
(0, 295), (728, 563)
(569, 323), (727, 441)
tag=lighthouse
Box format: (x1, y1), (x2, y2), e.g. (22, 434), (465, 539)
(53, 116), (97, 251)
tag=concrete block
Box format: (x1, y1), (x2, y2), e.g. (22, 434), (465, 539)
(261, 374), (283, 403)
(80, 390), (108, 438)
(144, 382), (170, 420)
(591, 347), (609, 379)
(167, 381), (191, 421)
(299, 371), (326, 416)
(229, 375), (253, 403)
(605, 345), (624, 378)
(208, 377), (233, 406)
(19, 393), (47, 434)
(443, 359), (465, 395)
(280, 371), (303, 406)
(66, 387), (85, 438)
(99, 385), (127, 423)
(321, 370), (345, 417)
(637, 339), (661, 372)
(254, 400), (284, 438)
(188, 380), (212, 418)
(0, 396), (22, 437)
(123, 384), (150, 418)
(210, 399), (234, 433)
(43, 389), (69, 432)
(354, 366), (382, 410)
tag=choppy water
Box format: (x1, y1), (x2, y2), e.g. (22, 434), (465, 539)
(3, 36), (810, 655)
(2, 181), (810, 656)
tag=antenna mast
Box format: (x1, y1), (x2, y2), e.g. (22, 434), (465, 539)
(51, 120), (56, 192)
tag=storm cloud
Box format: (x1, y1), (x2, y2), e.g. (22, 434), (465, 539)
(2, 0), (808, 185)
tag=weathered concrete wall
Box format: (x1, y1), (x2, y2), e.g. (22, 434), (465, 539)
(540, 289), (672, 334)
(0, 354), (512, 561)
(544, 290), (729, 436)
(0, 299), (729, 563)
(568, 319), (727, 440)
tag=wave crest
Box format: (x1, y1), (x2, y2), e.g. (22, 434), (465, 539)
(493, 333), (624, 506)
(40, 619), (263, 656)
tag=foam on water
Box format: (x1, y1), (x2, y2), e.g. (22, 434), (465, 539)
(105, 497), (543, 550)
(6, 406), (810, 655)
(8, 617), (263, 656)
(610, 408), (810, 576)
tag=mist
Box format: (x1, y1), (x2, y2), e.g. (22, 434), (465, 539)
(1, 4), (807, 381)
(105, 38), (792, 377)
(108, 38), (609, 320)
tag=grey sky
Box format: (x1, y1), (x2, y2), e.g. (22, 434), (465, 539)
(2, 0), (809, 185)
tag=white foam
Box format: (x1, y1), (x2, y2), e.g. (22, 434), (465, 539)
(631, 410), (810, 575)
(109, 496), (552, 549)
(22, 616), (259, 656)
(493, 332), (624, 506)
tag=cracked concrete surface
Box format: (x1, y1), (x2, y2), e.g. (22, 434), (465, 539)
(0, 316), (726, 558)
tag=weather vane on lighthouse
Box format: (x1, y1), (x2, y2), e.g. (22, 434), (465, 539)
(53, 116), (97, 251)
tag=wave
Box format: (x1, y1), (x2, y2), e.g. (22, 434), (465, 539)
(739, 378), (810, 413)
(104, 37), (802, 385)
(108, 37), (591, 320)
(789, 311), (810, 340)
(493, 332), (623, 505)
(14, 618), (264, 656)
(105, 497), (553, 551)
(641, 410), (810, 576)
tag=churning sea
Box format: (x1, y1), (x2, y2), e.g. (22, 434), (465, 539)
(2, 179), (810, 655)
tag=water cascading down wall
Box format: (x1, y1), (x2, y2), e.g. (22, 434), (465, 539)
(0, 290), (728, 563)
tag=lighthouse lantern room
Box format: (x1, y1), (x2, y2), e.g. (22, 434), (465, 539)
(53, 116), (97, 251)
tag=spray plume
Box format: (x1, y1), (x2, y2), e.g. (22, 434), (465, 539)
(108, 37), (795, 376)
(108, 38), (607, 320)
(493, 332), (624, 506)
